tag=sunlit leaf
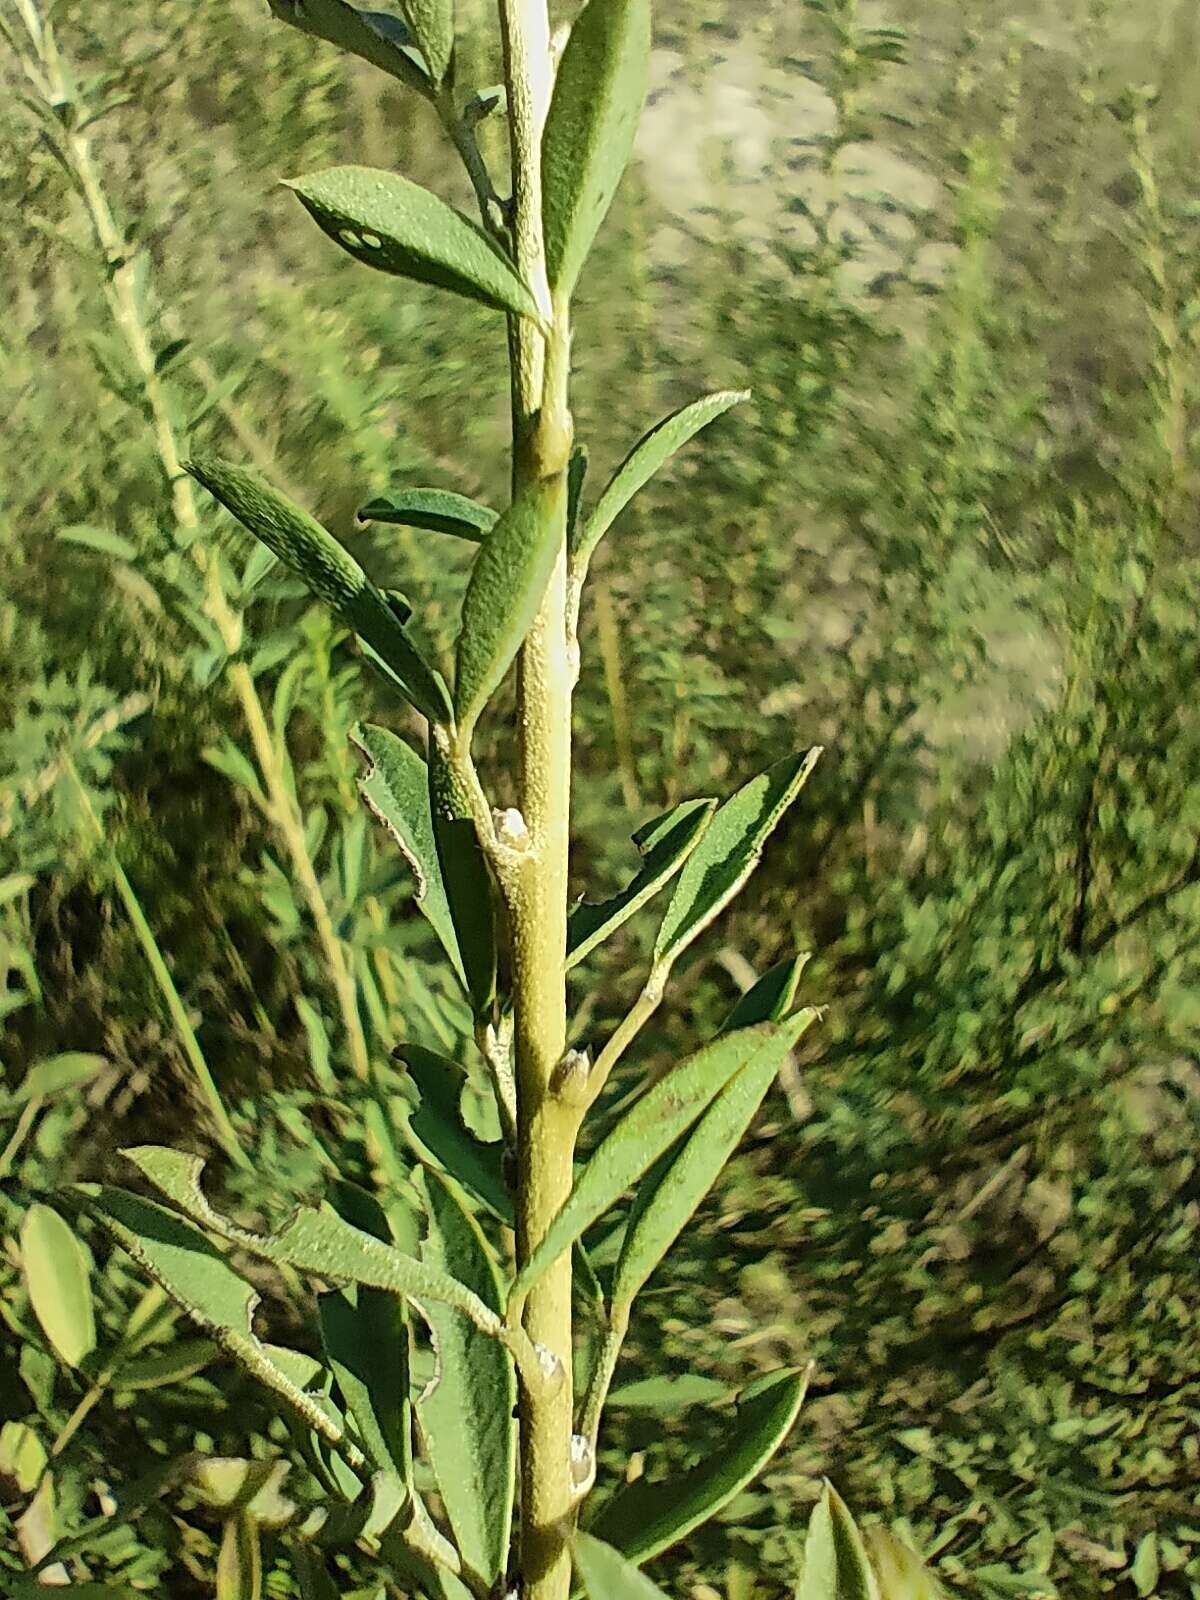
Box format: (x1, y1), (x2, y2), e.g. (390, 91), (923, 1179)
(512, 1022), (805, 1298)
(567, 798), (716, 968)
(416, 1167), (515, 1586)
(284, 166), (542, 322)
(605, 1374), (731, 1412)
(612, 1008), (817, 1306)
(454, 472), (567, 739)
(542, 0), (651, 301)
(572, 390), (750, 572)
(589, 1369), (809, 1566)
(217, 1512), (262, 1600)
(863, 1527), (948, 1600)
(5, 1052), (106, 1110)
(574, 1533), (671, 1600)
(358, 488), (497, 542)
(796, 1482), (881, 1600)
(20, 1203), (96, 1369)
(187, 457), (450, 724)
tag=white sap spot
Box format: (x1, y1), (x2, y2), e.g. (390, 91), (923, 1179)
(360, 231), (383, 248)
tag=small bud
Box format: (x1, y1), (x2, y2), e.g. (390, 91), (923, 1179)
(493, 807), (530, 850)
(551, 1047), (591, 1105)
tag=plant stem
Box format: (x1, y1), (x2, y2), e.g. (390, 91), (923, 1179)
(496, 4), (579, 1596)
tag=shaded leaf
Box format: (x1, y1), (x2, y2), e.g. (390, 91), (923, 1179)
(114, 1337), (218, 1391)
(512, 1022), (804, 1297)
(395, 1044), (512, 1224)
(573, 390), (750, 572)
(567, 798), (716, 968)
(428, 739), (497, 1014)
(358, 488), (497, 542)
(542, 0), (651, 301)
(720, 954), (811, 1033)
(352, 723), (466, 989)
(654, 750), (821, 969)
(454, 471), (567, 739)
(589, 1369), (809, 1566)
(187, 457), (450, 724)
(6, 1052), (106, 1110)
(21, 1203), (96, 1368)
(267, 0), (430, 93)
(396, 0), (455, 82)
(284, 166), (542, 322)
(416, 1167), (515, 1587)
(797, 1482), (881, 1600)
(612, 1008), (817, 1306)
(574, 1533), (671, 1600)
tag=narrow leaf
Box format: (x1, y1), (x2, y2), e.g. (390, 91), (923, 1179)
(8, 1052), (106, 1109)
(454, 472), (567, 738)
(267, 0), (431, 93)
(606, 1374), (731, 1412)
(358, 488), (497, 542)
(589, 1369), (809, 1566)
(574, 1533), (671, 1600)
(567, 798), (716, 968)
(396, 0), (455, 82)
(114, 1338), (218, 1391)
(612, 1008), (817, 1306)
(217, 1513), (262, 1600)
(862, 1528), (948, 1600)
(119, 1146), (506, 1338)
(285, 166), (542, 323)
(573, 390), (750, 572)
(428, 740), (497, 1014)
(512, 1022), (800, 1298)
(76, 1186), (351, 1450)
(720, 954), (811, 1034)
(796, 1482), (881, 1600)
(653, 750), (821, 970)
(416, 1167), (515, 1587)
(395, 1044), (512, 1224)
(21, 1203), (96, 1368)
(187, 457), (450, 724)
(542, 0), (651, 301)
(352, 723), (466, 988)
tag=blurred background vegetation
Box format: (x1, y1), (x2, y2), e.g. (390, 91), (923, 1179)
(1, 0), (1198, 1594)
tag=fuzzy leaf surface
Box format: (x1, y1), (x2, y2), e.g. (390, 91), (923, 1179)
(20, 1203), (96, 1369)
(589, 1369), (809, 1565)
(612, 1008), (816, 1306)
(573, 390), (750, 571)
(266, 0), (429, 93)
(574, 1534), (671, 1600)
(120, 1146), (506, 1337)
(352, 724), (465, 988)
(542, 0), (651, 300)
(187, 457), (449, 723)
(396, 0), (454, 82)
(567, 798), (716, 969)
(285, 166), (540, 321)
(797, 1482), (881, 1600)
(416, 1167), (515, 1586)
(654, 749), (821, 970)
(454, 472), (566, 738)
(512, 1023), (799, 1297)
(720, 954), (811, 1033)
(396, 1044), (512, 1224)
(358, 488), (497, 542)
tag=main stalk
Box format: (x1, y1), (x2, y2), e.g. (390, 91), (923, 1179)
(497, 5), (580, 1599)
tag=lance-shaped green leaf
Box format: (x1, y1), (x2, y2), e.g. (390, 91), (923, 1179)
(863, 1527), (948, 1600)
(653, 749), (822, 971)
(572, 390), (750, 572)
(796, 1482), (881, 1600)
(358, 488), (497, 542)
(396, 0), (455, 82)
(318, 1183), (414, 1483)
(20, 1204), (96, 1369)
(541, 0), (651, 301)
(428, 739), (497, 1014)
(574, 1534), (671, 1600)
(395, 1044), (511, 1225)
(416, 1167), (515, 1587)
(567, 798), (716, 969)
(284, 167), (542, 323)
(217, 1513), (263, 1600)
(511, 1022), (799, 1299)
(5, 1052), (106, 1111)
(187, 457), (450, 724)
(454, 472), (567, 739)
(75, 1186), (355, 1453)
(720, 953), (811, 1034)
(612, 1007), (816, 1308)
(266, 0), (430, 94)
(119, 1146), (508, 1340)
(588, 1369), (809, 1566)
(352, 724), (466, 989)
